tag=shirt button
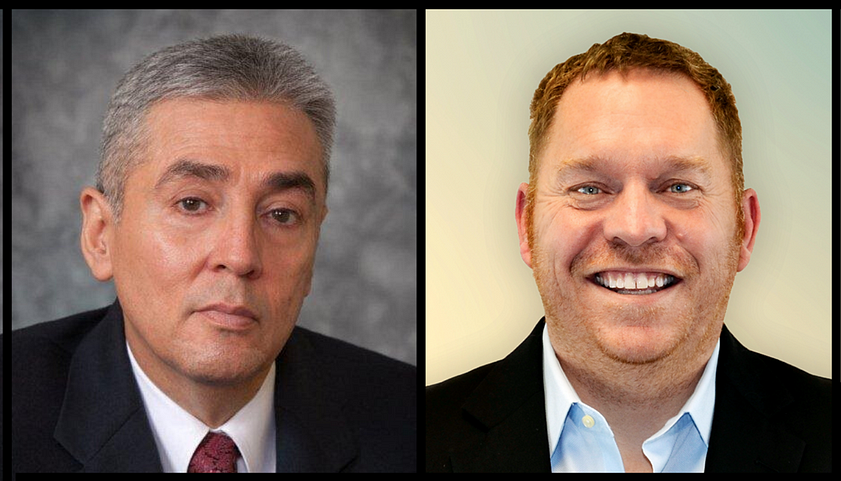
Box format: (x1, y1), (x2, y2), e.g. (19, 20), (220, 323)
(582, 415), (595, 428)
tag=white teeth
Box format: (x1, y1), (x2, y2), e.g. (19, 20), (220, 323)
(595, 272), (676, 292)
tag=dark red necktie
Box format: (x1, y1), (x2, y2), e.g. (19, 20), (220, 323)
(188, 431), (240, 473)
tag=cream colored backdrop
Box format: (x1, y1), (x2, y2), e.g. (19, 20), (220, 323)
(426, 10), (832, 385)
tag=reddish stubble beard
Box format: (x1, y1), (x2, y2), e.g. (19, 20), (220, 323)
(526, 198), (743, 403)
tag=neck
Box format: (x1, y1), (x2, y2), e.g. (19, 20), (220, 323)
(561, 354), (706, 439)
(165, 371), (269, 429)
(550, 329), (716, 454)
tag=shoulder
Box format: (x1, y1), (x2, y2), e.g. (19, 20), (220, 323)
(426, 361), (498, 416)
(424, 360), (502, 472)
(733, 340), (832, 421)
(425, 321), (547, 471)
(714, 326), (832, 472)
(755, 350), (830, 396)
(720, 326), (831, 408)
(5, 307), (113, 472)
(289, 325), (416, 413)
(426, 320), (545, 427)
(7, 307), (109, 392)
(288, 326), (417, 471)
(290, 325), (416, 384)
(9, 307), (110, 356)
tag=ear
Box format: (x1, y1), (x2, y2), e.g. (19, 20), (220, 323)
(736, 188), (760, 272)
(80, 187), (115, 281)
(515, 182), (534, 268)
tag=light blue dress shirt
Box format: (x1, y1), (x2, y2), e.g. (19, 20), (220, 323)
(542, 325), (719, 472)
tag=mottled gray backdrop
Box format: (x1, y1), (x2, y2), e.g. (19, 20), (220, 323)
(11, 10), (417, 365)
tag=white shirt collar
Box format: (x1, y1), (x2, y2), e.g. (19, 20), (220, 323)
(127, 343), (277, 472)
(542, 323), (718, 462)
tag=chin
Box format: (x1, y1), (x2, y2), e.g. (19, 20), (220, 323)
(592, 322), (685, 366)
(176, 343), (275, 386)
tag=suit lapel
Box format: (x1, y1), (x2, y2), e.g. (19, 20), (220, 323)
(53, 302), (163, 472)
(705, 325), (805, 472)
(272, 328), (359, 472)
(438, 321), (808, 472)
(450, 320), (550, 472)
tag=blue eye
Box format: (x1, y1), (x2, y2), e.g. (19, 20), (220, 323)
(669, 183), (693, 194)
(577, 186), (602, 195)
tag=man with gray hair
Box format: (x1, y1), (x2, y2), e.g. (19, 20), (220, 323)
(7, 34), (416, 473)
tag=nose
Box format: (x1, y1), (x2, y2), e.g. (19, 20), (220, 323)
(602, 182), (668, 247)
(209, 210), (263, 278)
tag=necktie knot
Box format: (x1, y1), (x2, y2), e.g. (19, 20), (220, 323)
(188, 431), (240, 473)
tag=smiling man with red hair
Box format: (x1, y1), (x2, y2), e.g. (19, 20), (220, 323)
(426, 32), (830, 473)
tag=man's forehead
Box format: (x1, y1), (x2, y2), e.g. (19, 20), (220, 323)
(139, 98), (326, 192)
(543, 69), (724, 175)
(143, 98), (322, 157)
(556, 69), (713, 127)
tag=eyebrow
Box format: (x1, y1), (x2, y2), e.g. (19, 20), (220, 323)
(155, 159), (230, 188)
(554, 154), (713, 182)
(155, 158), (317, 201)
(261, 170), (316, 201)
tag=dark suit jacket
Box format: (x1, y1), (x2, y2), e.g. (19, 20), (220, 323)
(4, 302), (416, 473)
(426, 319), (831, 472)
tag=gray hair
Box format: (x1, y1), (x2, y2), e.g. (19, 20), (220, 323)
(96, 34), (336, 218)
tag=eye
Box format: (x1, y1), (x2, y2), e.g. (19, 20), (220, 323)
(668, 183), (694, 194)
(177, 197), (209, 213)
(576, 185), (602, 195)
(269, 208), (300, 226)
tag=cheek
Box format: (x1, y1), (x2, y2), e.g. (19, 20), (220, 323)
(532, 198), (598, 272)
(112, 221), (203, 298)
(151, 220), (205, 269)
(669, 204), (738, 261)
(266, 244), (317, 290)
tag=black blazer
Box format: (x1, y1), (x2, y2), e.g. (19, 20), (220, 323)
(426, 319), (831, 472)
(5, 302), (416, 473)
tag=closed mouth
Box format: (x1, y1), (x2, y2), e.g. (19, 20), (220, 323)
(591, 271), (681, 295)
(198, 304), (257, 319)
(194, 303), (260, 329)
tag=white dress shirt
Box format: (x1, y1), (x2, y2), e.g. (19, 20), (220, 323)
(542, 324), (719, 472)
(127, 343), (277, 472)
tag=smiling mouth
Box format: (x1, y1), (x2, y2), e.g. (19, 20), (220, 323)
(592, 271), (681, 295)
